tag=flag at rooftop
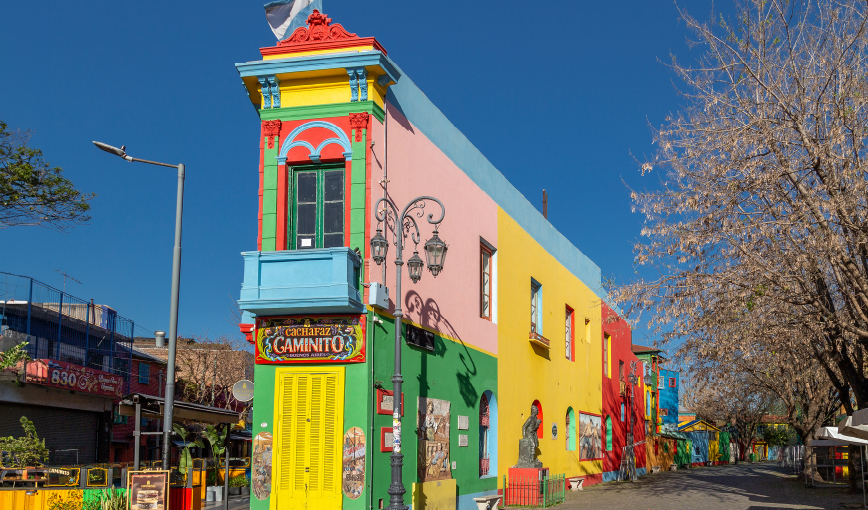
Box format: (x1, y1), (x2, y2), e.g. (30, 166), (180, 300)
(264, 0), (322, 41)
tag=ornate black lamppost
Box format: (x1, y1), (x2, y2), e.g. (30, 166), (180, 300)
(370, 196), (446, 510)
(626, 360), (640, 482)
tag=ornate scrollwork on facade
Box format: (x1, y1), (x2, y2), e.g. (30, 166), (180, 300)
(349, 112), (370, 142)
(262, 120), (282, 149)
(280, 10), (358, 45)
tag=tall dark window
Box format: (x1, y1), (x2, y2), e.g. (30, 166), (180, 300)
(565, 306), (574, 361)
(290, 166), (344, 249)
(138, 362), (149, 385)
(480, 244), (492, 320)
(530, 280), (542, 334)
(479, 393), (490, 476)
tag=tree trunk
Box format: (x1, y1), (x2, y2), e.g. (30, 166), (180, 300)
(849, 444), (862, 493)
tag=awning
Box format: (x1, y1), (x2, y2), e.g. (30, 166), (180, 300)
(173, 441), (197, 448)
(839, 409), (868, 441)
(816, 426), (868, 446)
(116, 393), (240, 424)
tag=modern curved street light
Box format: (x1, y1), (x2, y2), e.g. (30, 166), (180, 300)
(371, 196), (446, 510)
(93, 141), (184, 473)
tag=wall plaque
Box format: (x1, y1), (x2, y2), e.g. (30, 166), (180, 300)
(459, 435), (468, 447)
(376, 388), (404, 416)
(381, 427), (394, 452)
(256, 315), (365, 363)
(457, 415), (469, 430)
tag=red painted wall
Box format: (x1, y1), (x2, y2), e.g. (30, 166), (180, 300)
(601, 301), (646, 476)
(111, 356), (166, 462)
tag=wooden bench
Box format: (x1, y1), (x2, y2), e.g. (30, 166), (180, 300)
(568, 477), (585, 491)
(472, 495), (502, 510)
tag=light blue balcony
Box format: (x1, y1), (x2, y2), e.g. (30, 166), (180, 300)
(238, 248), (363, 317)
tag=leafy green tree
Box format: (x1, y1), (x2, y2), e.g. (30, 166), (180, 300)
(0, 416), (49, 467)
(762, 425), (793, 449)
(0, 342), (30, 370)
(0, 121), (93, 230)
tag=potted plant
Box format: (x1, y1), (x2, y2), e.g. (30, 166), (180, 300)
(0, 416), (49, 483)
(228, 475), (247, 495)
(201, 424), (228, 502)
(172, 424), (203, 485)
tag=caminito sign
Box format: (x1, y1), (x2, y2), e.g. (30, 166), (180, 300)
(256, 315), (365, 364)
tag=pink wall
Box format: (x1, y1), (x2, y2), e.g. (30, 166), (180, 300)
(365, 102), (499, 355)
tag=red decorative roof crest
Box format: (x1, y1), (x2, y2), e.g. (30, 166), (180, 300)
(279, 9), (358, 46)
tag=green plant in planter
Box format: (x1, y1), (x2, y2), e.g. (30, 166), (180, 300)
(201, 424), (228, 486)
(0, 416), (49, 468)
(173, 423), (203, 479)
(98, 487), (128, 510)
(229, 475), (249, 487)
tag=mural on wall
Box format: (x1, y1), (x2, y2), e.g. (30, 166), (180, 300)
(252, 432), (273, 500)
(417, 397), (451, 481)
(256, 315), (365, 363)
(579, 413), (602, 460)
(342, 427), (365, 499)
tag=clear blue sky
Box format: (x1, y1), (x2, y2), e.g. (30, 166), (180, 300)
(0, 1), (719, 342)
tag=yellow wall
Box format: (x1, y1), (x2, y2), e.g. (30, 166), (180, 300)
(243, 68), (388, 110)
(496, 208), (602, 481)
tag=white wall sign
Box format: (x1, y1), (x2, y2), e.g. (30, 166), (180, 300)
(458, 415), (469, 430)
(459, 434), (468, 447)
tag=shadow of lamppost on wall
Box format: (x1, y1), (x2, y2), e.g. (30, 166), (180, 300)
(405, 290), (479, 407)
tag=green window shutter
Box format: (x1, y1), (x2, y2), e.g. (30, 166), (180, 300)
(605, 416), (613, 451)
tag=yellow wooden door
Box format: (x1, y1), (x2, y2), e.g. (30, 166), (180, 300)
(274, 367), (345, 510)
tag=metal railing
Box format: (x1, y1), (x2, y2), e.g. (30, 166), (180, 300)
(503, 473), (565, 507)
(0, 273), (142, 394)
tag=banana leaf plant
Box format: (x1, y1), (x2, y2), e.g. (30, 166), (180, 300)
(172, 424), (203, 481)
(200, 424), (228, 486)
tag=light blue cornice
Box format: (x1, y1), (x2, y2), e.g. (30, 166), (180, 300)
(236, 51), (401, 85)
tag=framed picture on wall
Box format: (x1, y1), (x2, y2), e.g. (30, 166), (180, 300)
(578, 412), (603, 461)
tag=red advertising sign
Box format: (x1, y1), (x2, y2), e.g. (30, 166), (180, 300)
(26, 359), (125, 398)
(255, 315), (365, 364)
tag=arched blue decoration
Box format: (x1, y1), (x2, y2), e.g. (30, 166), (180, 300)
(277, 120), (353, 164)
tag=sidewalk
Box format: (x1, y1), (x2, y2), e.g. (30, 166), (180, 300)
(203, 495), (250, 510)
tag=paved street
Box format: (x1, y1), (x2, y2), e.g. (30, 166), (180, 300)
(203, 495), (251, 510)
(564, 462), (865, 510)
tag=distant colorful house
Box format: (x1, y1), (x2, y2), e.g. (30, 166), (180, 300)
(659, 369), (680, 426)
(678, 419), (720, 467)
(601, 303), (646, 481)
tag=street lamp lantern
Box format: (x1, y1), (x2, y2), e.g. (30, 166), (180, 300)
(370, 228), (388, 265)
(424, 228), (447, 277)
(407, 251), (424, 283)
(373, 195), (445, 510)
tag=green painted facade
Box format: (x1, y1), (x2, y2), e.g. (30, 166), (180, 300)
(369, 311), (498, 507)
(250, 308), (498, 510)
(250, 319), (373, 510)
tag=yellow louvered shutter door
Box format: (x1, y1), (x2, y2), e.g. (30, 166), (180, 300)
(322, 374), (338, 495)
(294, 375), (309, 493)
(278, 374), (295, 496)
(309, 375), (322, 493)
(272, 368), (344, 510)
